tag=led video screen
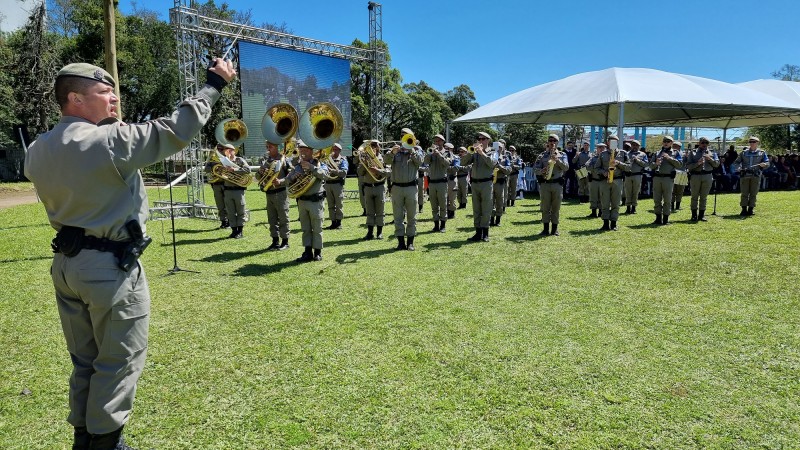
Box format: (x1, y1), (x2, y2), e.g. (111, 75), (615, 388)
(239, 41), (352, 156)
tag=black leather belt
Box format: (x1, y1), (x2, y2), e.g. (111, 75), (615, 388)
(266, 186), (286, 194)
(224, 186), (246, 191)
(694, 170), (714, 175)
(472, 177), (492, 183)
(494, 178), (507, 184)
(538, 177), (563, 184)
(297, 192), (325, 202)
(448, 175), (456, 181)
(456, 174), (468, 178)
(393, 180), (417, 187)
(364, 181), (385, 187)
(653, 173), (676, 179)
(327, 179), (345, 185)
(429, 177), (447, 184)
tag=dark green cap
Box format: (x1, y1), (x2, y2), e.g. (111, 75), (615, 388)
(56, 63), (115, 88)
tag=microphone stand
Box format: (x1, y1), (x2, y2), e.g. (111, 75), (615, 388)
(164, 161), (199, 276)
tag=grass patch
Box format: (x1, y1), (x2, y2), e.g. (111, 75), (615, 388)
(1, 181), (798, 448)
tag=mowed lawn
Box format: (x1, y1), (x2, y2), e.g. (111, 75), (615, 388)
(1, 181), (798, 449)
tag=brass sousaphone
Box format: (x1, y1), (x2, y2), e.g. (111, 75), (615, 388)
(257, 103), (298, 190)
(357, 140), (386, 183)
(288, 102), (343, 199)
(212, 118), (253, 187)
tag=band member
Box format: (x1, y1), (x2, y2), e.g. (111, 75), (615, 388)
(586, 145), (603, 218)
(274, 139), (329, 262)
(734, 136), (770, 216)
(686, 137), (720, 221)
(491, 144), (512, 226)
(390, 130), (423, 250)
(671, 141), (687, 211)
(563, 140), (578, 198)
(533, 134), (569, 235)
(425, 134), (453, 232)
(506, 146), (523, 206)
(573, 141), (591, 204)
(205, 143), (229, 229)
(358, 140), (391, 239)
(257, 139), (292, 250)
(461, 132), (495, 241)
(221, 144), (249, 239)
(445, 143), (460, 218)
(354, 147), (367, 217)
(594, 135), (630, 231)
(650, 136), (683, 224)
(24, 59), (235, 448)
(456, 146), (471, 208)
(417, 158), (427, 213)
(324, 143), (349, 230)
(623, 139), (648, 214)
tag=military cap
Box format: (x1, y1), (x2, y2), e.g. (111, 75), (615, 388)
(748, 136), (760, 142)
(596, 142), (608, 148)
(628, 139), (641, 146)
(548, 133), (560, 141)
(498, 139), (506, 145)
(333, 143), (343, 151)
(509, 145), (517, 151)
(698, 136), (710, 143)
(672, 141), (683, 147)
(433, 134), (445, 141)
(296, 138), (311, 149)
(220, 143), (235, 150)
(477, 131), (491, 140)
(608, 134), (619, 141)
(401, 127), (414, 135)
(444, 142), (454, 149)
(662, 136), (674, 142)
(56, 63), (115, 88)
(458, 146), (467, 152)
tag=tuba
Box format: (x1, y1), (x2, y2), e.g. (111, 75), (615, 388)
(213, 119), (253, 187)
(257, 103), (298, 190)
(358, 140), (386, 183)
(205, 148), (222, 183)
(401, 133), (417, 150)
(288, 103), (344, 199)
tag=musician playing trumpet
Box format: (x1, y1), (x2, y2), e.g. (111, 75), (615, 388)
(273, 139), (329, 262)
(533, 134), (569, 235)
(445, 143), (460, 219)
(686, 136), (720, 222)
(456, 146), (471, 209)
(358, 140), (391, 240)
(324, 143), (349, 230)
(257, 139), (293, 250)
(594, 135), (630, 231)
(461, 132), (495, 242)
(650, 135), (683, 225)
(390, 129), (423, 250)
(221, 144), (250, 239)
(424, 134), (453, 233)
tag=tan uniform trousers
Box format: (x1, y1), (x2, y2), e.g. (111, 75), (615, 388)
(539, 181), (563, 224)
(739, 175), (760, 208)
(577, 176), (589, 197)
(599, 179), (623, 221)
(457, 176), (469, 205)
(589, 179), (603, 209)
(472, 180), (493, 228)
(492, 179), (507, 216)
(223, 188), (246, 227)
(447, 178), (457, 212)
(265, 188), (290, 239)
(358, 176), (365, 209)
(653, 176), (675, 216)
(623, 174), (643, 206)
(689, 173), (713, 210)
(364, 182), (386, 227)
(417, 178), (425, 206)
(211, 182), (227, 221)
(325, 181), (345, 221)
(392, 185), (418, 237)
(507, 174), (519, 199)
(428, 179), (448, 221)
(297, 198), (324, 249)
(673, 181), (687, 203)
(52, 250), (150, 435)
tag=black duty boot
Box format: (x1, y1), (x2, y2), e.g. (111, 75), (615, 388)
(539, 223), (550, 236)
(652, 214), (662, 225)
(551, 223), (560, 236)
(234, 226), (244, 239)
(458, 203), (466, 209)
(468, 227), (481, 242)
(228, 226), (237, 238)
(376, 226), (384, 239)
(631, 205), (637, 214)
(747, 207), (754, 216)
(481, 227), (490, 242)
(277, 238), (289, 251)
(406, 236), (415, 251)
(396, 236), (406, 250)
(663, 215), (670, 225)
(89, 426), (134, 450)
(219, 218), (230, 229)
(691, 210), (698, 221)
(495, 216), (502, 226)
(333, 220), (343, 230)
(587, 209), (597, 218)
(625, 205), (631, 214)
(364, 226), (375, 240)
(676, 201), (682, 211)
(600, 219), (610, 231)
(432, 221), (440, 232)
(489, 216), (497, 227)
(267, 237), (279, 250)
(361, 209), (367, 217)
(439, 220), (446, 232)
(699, 210), (707, 222)
(511, 199), (516, 206)
(418, 204), (423, 213)
(313, 248), (322, 261)
(740, 207), (748, 216)
(73, 426), (90, 450)
(296, 246), (313, 262)
(447, 210), (455, 219)
(610, 220), (618, 231)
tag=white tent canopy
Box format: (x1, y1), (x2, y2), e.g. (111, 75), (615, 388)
(738, 79), (800, 111)
(454, 68), (800, 128)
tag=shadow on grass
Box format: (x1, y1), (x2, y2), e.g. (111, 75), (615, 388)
(720, 214), (750, 221)
(627, 222), (662, 230)
(197, 247), (269, 263)
(424, 239), (473, 251)
(234, 260), (299, 276)
(326, 236), (371, 247)
(160, 236), (228, 246)
(0, 223), (50, 231)
(568, 228), (609, 236)
(0, 255), (52, 264)
(510, 220), (540, 226)
(335, 247), (396, 264)
(505, 233), (548, 243)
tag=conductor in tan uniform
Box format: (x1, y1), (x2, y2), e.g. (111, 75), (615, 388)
(24, 60), (236, 449)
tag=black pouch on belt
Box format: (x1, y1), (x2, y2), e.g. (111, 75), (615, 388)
(52, 225), (85, 257)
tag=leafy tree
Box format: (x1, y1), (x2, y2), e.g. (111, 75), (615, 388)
(502, 123), (547, 162)
(0, 32), (17, 148)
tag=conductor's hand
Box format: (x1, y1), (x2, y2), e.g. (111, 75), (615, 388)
(206, 58), (237, 92)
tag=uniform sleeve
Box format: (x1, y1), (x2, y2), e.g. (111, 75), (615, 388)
(109, 85), (222, 178)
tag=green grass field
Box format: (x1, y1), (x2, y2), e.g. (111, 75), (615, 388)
(1, 181), (798, 449)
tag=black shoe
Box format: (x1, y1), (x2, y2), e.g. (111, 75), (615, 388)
(376, 226), (384, 239)
(325, 221), (336, 230)
(747, 207), (754, 216)
(296, 247), (313, 262)
(610, 220), (618, 231)
(364, 226), (375, 240)
(676, 201), (681, 211)
(228, 227), (237, 238)
(418, 205), (423, 213)
(495, 216), (502, 226)
(625, 206), (631, 214)
(699, 210), (707, 222)
(489, 216), (497, 227)
(458, 203), (466, 209)
(468, 228), (481, 242)
(511, 199), (516, 206)
(587, 209), (597, 218)
(313, 248), (322, 261)
(73, 426), (90, 450)
(219, 219), (230, 229)
(89, 426), (135, 450)
(481, 227), (490, 242)
(267, 237), (280, 250)
(663, 215), (670, 225)
(432, 221), (440, 232)
(406, 236), (415, 251)
(396, 236), (406, 250)
(539, 223), (550, 236)
(447, 210), (455, 219)
(740, 207), (748, 216)
(652, 214), (662, 225)
(600, 219), (610, 231)
(233, 226), (244, 239)
(691, 210), (698, 221)
(361, 209), (367, 217)
(439, 220), (446, 232)
(551, 224), (560, 236)
(631, 205), (637, 214)
(277, 239), (289, 251)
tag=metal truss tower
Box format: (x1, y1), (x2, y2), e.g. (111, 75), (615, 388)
(168, 1), (385, 216)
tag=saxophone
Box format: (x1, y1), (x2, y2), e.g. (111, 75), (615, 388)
(545, 150), (557, 180)
(607, 144), (617, 183)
